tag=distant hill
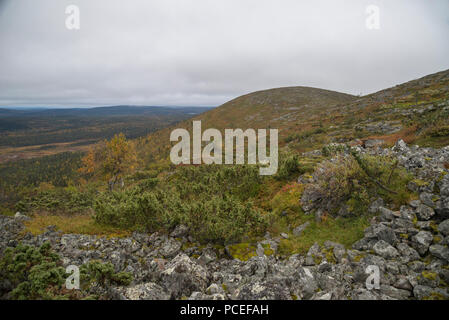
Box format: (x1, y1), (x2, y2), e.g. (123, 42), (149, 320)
(0, 106), (213, 162)
(0, 106), (213, 118)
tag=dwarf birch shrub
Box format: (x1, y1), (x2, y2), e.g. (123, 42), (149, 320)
(0, 242), (133, 300)
(94, 165), (267, 244)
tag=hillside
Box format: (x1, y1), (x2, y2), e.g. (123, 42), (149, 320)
(141, 87), (356, 162)
(141, 69), (449, 163)
(1, 69), (449, 301)
(197, 86), (355, 129)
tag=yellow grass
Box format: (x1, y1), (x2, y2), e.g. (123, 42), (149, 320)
(24, 213), (131, 238)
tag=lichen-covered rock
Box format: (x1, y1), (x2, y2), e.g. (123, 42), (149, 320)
(438, 219), (449, 236)
(416, 204), (435, 220)
(293, 222), (310, 237)
(159, 253), (209, 298)
(373, 240), (399, 259)
(158, 237), (182, 258)
(114, 282), (170, 300)
(411, 231), (433, 256)
(429, 244), (449, 262)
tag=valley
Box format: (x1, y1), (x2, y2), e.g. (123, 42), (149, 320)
(0, 106), (212, 163)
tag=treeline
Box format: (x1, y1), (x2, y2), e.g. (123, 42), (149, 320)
(0, 116), (181, 147)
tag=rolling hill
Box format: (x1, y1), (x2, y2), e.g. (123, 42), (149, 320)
(0, 106), (212, 163)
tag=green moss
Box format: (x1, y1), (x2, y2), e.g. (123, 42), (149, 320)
(261, 243), (274, 256)
(291, 294), (298, 300)
(222, 284), (228, 293)
(275, 214), (371, 257)
(421, 271), (438, 281)
(412, 179), (429, 187)
(227, 243), (257, 261)
(434, 236), (442, 243)
(399, 233), (409, 240)
(437, 171), (448, 182)
(353, 254), (365, 262)
(181, 242), (196, 251)
(412, 216), (419, 227)
(0, 208), (15, 216)
(429, 221), (439, 234)
(423, 292), (446, 300)
(312, 254), (322, 265)
(323, 247), (336, 264)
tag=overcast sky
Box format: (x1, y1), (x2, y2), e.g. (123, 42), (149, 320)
(0, 0), (448, 107)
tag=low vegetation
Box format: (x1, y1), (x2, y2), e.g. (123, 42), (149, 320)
(94, 165), (267, 244)
(1, 69), (448, 263)
(0, 242), (132, 300)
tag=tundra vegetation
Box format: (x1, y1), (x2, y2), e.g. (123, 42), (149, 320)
(1, 69), (449, 299)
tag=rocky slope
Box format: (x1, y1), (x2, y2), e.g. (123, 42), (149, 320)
(1, 139), (448, 300)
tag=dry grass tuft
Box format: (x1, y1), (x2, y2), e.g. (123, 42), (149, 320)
(23, 213), (131, 238)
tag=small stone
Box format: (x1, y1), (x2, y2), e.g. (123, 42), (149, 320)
(413, 285), (433, 300)
(206, 283), (221, 295)
(14, 212), (30, 221)
(396, 243), (420, 262)
(256, 243), (265, 257)
(438, 219), (449, 236)
(393, 139), (408, 153)
(293, 222), (310, 237)
(411, 231), (433, 256)
(394, 277), (413, 291)
(416, 204), (435, 221)
(419, 193), (435, 208)
(120, 282), (170, 300)
(373, 240), (399, 259)
(369, 199), (385, 214)
(409, 200), (421, 209)
(378, 207), (395, 221)
(429, 244), (449, 262)
(170, 224), (189, 238)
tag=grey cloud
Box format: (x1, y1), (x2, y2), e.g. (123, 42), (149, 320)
(0, 0), (448, 107)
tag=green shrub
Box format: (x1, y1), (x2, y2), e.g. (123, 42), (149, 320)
(321, 144), (346, 157)
(80, 261), (133, 287)
(94, 189), (266, 244)
(94, 165), (267, 244)
(427, 125), (449, 137)
(0, 242), (133, 300)
(16, 185), (96, 214)
(0, 242), (67, 299)
(276, 154), (300, 180)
